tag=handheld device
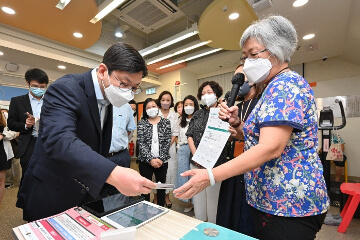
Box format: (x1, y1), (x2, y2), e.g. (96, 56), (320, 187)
(101, 201), (168, 229)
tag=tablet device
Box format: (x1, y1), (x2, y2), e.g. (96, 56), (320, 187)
(101, 201), (168, 229)
(82, 193), (144, 217)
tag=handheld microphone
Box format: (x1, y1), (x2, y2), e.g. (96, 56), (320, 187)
(227, 73), (245, 107)
(224, 91), (231, 102)
(223, 73), (245, 122)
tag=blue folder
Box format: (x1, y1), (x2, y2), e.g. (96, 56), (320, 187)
(180, 222), (258, 240)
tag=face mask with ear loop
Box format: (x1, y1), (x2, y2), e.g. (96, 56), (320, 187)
(243, 55), (273, 84)
(237, 81), (254, 101)
(201, 93), (217, 108)
(102, 69), (134, 108)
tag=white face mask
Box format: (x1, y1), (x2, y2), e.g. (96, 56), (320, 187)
(243, 57), (272, 84)
(103, 71), (134, 108)
(201, 93), (217, 107)
(146, 107), (159, 118)
(184, 106), (194, 115)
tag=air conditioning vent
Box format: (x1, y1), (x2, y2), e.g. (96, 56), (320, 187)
(112, 0), (184, 34)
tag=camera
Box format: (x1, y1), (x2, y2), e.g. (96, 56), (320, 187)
(322, 56), (328, 61)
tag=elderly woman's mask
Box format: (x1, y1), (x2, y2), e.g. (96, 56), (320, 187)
(243, 57), (272, 84)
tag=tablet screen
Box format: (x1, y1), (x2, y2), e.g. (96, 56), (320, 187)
(82, 194), (144, 217)
(102, 201), (167, 228)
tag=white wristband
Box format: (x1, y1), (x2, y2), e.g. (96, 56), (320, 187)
(206, 168), (216, 187)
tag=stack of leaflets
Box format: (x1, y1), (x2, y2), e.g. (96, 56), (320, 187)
(16, 201), (168, 240)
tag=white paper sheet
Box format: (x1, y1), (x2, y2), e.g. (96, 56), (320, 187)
(192, 108), (230, 169)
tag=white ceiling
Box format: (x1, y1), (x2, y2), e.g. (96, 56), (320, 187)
(0, 0), (359, 85)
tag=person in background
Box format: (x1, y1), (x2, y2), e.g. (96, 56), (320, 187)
(2, 109), (21, 188)
(8, 68), (49, 175)
(216, 64), (264, 237)
(0, 111), (9, 203)
(108, 103), (136, 169)
(185, 81), (227, 223)
(174, 101), (183, 119)
(175, 15), (329, 240)
(128, 99), (137, 157)
(175, 95), (199, 213)
(137, 98), (171, 207)
(129, 100), (137, 119)
(16, 43), (156, 221)
(157, 91), (179, 208)
(104, 103), (137, 196)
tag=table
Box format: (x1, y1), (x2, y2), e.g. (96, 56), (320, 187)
(13, 209), (202, 240)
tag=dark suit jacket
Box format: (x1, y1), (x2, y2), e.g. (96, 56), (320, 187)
(16, 70), (117, 221)
(7, 94), (34, 158)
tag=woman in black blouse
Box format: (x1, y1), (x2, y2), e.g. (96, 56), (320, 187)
(185, 81), (227, 223)
(137, 98), (172, 207)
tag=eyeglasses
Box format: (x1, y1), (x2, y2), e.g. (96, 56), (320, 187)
(240, 48), (269, 64)
(113, 75), (143, 95)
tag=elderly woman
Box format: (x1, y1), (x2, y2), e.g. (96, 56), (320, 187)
(174, 15), (329, 240)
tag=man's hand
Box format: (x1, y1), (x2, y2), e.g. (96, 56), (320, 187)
(150, 158), (163, 168)
(25, 112), (35, 128)
(106, 166), (156, 196)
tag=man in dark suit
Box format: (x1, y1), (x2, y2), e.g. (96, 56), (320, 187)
(16, 43), (156, 221)
(8, 68), (49, 176)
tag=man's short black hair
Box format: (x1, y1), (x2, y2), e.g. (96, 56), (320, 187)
(25, 68), (49, 85)
(103, 42), (148, 78)
(129, 100), (137, 105)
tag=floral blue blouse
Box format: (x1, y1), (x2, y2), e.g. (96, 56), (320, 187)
(243, 71), (330, 217)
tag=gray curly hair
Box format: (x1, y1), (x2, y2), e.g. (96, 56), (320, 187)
(240, 15), (298, 63)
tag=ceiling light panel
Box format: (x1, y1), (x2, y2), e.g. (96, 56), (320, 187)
(56, 0), (72, 10)
(157, 48), (222, 70)
(140, 23), (199, 57)
(90, 0), (126, 24)
(147, 40), (212, 65)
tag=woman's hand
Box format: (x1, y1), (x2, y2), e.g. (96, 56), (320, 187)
(173, 169), (210, 199)
(150, 158), (163, 168)
(218, 102), (240, 126)
(228, 126), (244, 140)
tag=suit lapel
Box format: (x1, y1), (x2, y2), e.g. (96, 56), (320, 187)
(22, 94), (33, 114)
(84, 71), (101, 136)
